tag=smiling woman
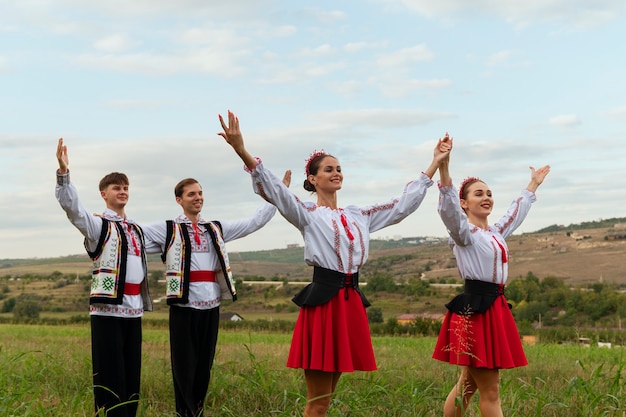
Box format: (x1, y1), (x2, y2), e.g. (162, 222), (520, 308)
(431, 141), (550, 417)
(218, 110), (452, 417)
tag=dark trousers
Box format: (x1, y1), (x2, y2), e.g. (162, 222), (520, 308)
(169, 306), (220, 417)
(91, 315), (142, 417)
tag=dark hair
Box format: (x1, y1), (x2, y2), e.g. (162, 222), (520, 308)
(174, 178), (200, 198)
(303, 153), (336, 192)
(99, 172), (129, 191)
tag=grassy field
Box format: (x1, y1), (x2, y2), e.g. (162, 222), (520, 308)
(1, 323), (625, 416)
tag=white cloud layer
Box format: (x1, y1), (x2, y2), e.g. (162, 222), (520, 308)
(0, 0), (625, 259)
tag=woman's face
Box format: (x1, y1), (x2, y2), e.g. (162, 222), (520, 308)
(461, 180), (493, 218)
(308, 156), (343, 192)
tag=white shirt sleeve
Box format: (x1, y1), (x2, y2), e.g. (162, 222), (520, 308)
(220, 203), (278, 242)
(361, 173), (434, 233)
(55, 172), (103, 252)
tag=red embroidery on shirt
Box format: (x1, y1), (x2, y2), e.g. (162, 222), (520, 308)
(360, 199), (398, 216)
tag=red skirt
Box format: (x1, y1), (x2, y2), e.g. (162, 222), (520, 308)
(432, 296), (528, 369)
(286, 287), (377, 372)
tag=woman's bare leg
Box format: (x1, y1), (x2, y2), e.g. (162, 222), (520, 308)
(443, 366), (477, 417)
(303, 370), (342, 417)
(467, 367), (503, 417)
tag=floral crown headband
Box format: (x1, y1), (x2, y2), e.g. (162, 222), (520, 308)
(459, 176), (482, 201)
(304, 149), (327, 177)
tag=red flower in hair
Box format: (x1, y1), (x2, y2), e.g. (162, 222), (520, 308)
(459, 177), (481, 201)
(304, 149), (327, 176)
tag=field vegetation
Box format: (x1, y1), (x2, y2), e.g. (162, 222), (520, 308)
(1, 218), (626, 415)
(1, 324), (626, 416)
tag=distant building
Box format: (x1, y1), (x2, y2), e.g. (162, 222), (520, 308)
(220, 312), (244, 322)
(396, 313), (419, 325)
(286, 243), (301, 249)
(396, 312), (445, 325)
(606, 232), (626, 241)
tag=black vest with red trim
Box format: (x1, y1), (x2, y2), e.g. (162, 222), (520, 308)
(162, 220), (237, 305)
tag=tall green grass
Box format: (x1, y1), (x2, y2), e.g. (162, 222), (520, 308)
(1, 324), (625, 416)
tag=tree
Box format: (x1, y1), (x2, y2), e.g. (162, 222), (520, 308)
(364, 273), (397, 293)
(367, 307), (384, 323)
(2, 297), (16, 313)
(13, 300), (41, 320)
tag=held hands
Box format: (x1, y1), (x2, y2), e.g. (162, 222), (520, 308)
(423, 132), (453, 179)
(435, 133), (453, 186)
(434, 132), (453, 165)
(56, 138), (69, 174)
(527, 165), (551, 193)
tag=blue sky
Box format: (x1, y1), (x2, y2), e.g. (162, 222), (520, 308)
(1, 0), (625, 259)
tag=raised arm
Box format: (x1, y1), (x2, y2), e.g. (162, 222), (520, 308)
(55, 138), (103, 249)
(218, 110), (258, 171)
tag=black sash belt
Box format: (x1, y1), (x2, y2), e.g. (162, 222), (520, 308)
(445, 279), (508, 315)
(292, 266), (371, 308)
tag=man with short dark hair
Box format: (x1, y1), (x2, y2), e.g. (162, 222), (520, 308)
(55, 138), (151, 417)
(143, 172), (290, 417)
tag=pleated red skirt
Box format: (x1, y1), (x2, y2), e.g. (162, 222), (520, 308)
(286, 287), (377, 372)
(432, 296), (528, 369)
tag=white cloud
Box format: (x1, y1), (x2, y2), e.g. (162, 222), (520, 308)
(322, 108), (456, 128)
(606, 105), (626, 120)
(302, 7), (348, 23)
(0, 55), (10, 72)
(485, 50), (512, 66)
(329, 80), (363, 98)
(548, 114), (582, 127)
(384, 0), (623, 28)
(377, 78), (453, 98)
(297, 44), (337, 57)
(93, 34), (142, 53)
(70, 44), (251, 76)
(343, 41), (387, 54)
(376, 44), (434, 67)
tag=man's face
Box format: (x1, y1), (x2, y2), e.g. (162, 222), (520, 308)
(176, 182), (203, 217)
(101, 183), (129, 210)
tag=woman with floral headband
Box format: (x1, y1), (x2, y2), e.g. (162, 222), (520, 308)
(432, 138), (550, 417)
(218, 110), (451, 417)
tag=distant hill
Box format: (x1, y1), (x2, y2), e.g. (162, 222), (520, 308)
(2, 218), (625, 285)
(535, 217), (626, 233)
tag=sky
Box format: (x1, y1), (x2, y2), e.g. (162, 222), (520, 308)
(1, 0), (625, 260)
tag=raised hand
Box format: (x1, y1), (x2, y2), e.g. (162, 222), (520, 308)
(217, 110), (258, 171)
(218, 110), (244, 152)
(282, 170), (292, 187)
(56, 138), (69, 174)
(527, 165), (551, 192)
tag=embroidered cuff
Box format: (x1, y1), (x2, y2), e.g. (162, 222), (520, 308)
(437, 180), (454, 190)
(243, 157), (262, 174)
(56, 170), (70, 186)
(521, 188), (537, 202)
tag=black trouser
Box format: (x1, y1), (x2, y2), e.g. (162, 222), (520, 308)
(91, 315), (142, 417)
(169, 306), (220, 417)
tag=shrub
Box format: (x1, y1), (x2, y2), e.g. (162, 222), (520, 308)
(13, 300), (41, 320)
